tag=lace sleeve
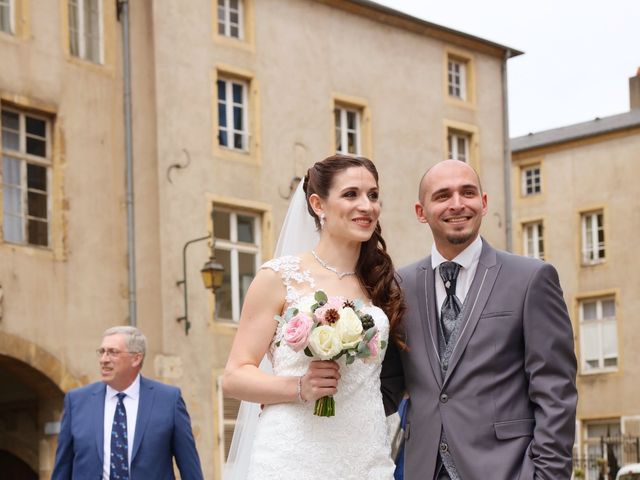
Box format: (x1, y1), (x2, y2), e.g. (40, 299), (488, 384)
(260, 255), (315, 306)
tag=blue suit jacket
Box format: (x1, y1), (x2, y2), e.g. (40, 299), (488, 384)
(52, 376), (204, 480)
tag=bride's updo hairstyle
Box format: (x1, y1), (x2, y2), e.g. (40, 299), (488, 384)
(302, 154), (405, 347)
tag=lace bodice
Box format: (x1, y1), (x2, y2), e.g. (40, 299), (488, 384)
(244, 256), (395, 480)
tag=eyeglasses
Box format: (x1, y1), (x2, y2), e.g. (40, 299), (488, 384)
(96, 348), (136, 358)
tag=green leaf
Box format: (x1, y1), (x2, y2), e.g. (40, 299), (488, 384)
(304, 346), (313, 357)
(275, 340), (281, 347)
(314, 290), (328, 303)
(345, 355), (355, 365)
(380, 340), (387, 350)
(363, 326), (378, 342)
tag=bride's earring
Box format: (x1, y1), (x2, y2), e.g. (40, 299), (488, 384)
(319, 213), (326, 230)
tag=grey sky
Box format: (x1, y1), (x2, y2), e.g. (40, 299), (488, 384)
(371, 0), (640, 137)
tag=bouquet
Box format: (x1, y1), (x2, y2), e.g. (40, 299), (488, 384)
(275, 290), (387, 417)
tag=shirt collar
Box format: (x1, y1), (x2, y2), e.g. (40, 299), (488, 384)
(106, 374), (141, 400)
(431, 236), (483, 270)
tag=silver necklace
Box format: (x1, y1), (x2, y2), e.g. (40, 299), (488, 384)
(311, 250), (356, 279)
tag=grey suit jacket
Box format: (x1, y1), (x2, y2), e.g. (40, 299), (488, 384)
(381, 240), (577, 480)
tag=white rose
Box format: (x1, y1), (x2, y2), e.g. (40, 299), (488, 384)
(335, 307), (364, 349)
(308, 325), (342, 360)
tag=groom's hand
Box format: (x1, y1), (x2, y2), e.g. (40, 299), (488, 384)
(301, 361), (341, 401)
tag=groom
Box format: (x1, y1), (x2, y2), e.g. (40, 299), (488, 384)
(382, 160), (577, 480)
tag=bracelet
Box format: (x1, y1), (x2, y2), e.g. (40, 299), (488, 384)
(297, 375), (307, 403)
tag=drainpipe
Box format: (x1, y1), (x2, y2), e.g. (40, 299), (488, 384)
(118, 0), (137, 325)
(501, 49), (513, 252)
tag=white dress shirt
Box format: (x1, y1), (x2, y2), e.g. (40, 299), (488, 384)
(103, 374), (140, 480)
(431, 236), (483, 316)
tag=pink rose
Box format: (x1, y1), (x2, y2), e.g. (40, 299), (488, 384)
(314, 297), (345, 325)
(283, 313), (314, 352)
(363, 333), (380, 363)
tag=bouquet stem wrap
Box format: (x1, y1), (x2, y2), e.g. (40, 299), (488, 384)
(314, 395), (335, 417)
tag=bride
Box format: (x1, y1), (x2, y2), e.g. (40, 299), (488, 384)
(222, 154), (404, 479)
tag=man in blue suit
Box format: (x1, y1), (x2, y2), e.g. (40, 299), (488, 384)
(52, 326), (204, 480)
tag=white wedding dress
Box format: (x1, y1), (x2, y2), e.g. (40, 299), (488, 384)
(244, 255), (395, 480)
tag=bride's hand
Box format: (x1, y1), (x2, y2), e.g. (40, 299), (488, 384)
(299, 360), (341, 402)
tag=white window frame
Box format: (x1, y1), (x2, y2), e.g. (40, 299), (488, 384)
(217, 77), (249, 152)
(523, 221), (544, 260)
(334, 106), (362, 156)
(447, 131), (469, 162)
(0, 0), (15, 35)
(216, 375), (241, 469)
(217, 0), (244, 39)
(581, 211), (605, 265)
(68, 0), (103, 64)
(213, 208), (261, 322)
(521, 164), (541, 196)
(581, 419), (622, 480)
(1, 106), (52, 248)
(579, 297), (617, 373)
(448, 58), (467, 100)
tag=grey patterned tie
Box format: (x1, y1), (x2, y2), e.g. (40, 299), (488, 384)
(439, 261), (462, 344)
(110, 392), (129, 480)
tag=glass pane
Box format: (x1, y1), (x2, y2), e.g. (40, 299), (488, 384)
(581, 323), (599, 364)
(3, 214), (23, 243)
(214, 248), (232, 320)
(238, 252), (256, 309)
(3, 184), (21, 215)
(346, 111), (356, 130)
(28, 219), (48, 246)
(212, 210), (231, 240)
(582, 301), (597, 321)
(230, 0), (238, 8)
(602, 299), (615, 318)
(233, 133), (243, 150)
(230, 12), (238, 23)
(28, 191), (47, 219)
(230, 25), (239, 38)
(218, 19), (225, 35)
(602, 321), (618, 357)
(233, 106), (243, 130)
(3, 156), (21, 185)
(236, 215), (254, 243)
(2, 109), (19, 130)
(26, 116), (46, 138)
(27, 164), (47, 191)
(2, 129), (19, 151)
(347, 132), (356, 154)
(603, 358), (618, 367)
(69, 0), (79, 56)
(217, 80), (226, 101)
(0, 4), (10, 34)
(218, 129), (228, 147)
(218, 103), (227, 127)
(26, 137), (46, 157)
(232, 83), (243, 103)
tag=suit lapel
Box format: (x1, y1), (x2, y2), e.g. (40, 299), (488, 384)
(443, 241), (500, 386)
(92, 383), (106, 465)
(416, 258), (442, 388)
(132, 376), (155, 462)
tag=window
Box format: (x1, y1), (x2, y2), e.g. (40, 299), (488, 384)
(68, 0), (102, 63)
(521, 164), (541, 196)
(0, 0), (14, 34)
(217, 0), (243, 39)
(216, 376), (241, 468)
(581, 211), (605, 264)
(523, 221), (544, 260)
(212, 208), (261, 322)
(581, 420), (621, 480)
(447, 130), (469, 162)
(579, 297), (617, 372)
(217, 77), (249, 152)
(334, 106), (361, 155)
(448, 58), (467, 100)
(1, 107), (51, 247)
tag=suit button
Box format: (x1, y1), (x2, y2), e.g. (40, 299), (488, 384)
(440, 393), (448, 403)
(440, 442), (448, 453)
